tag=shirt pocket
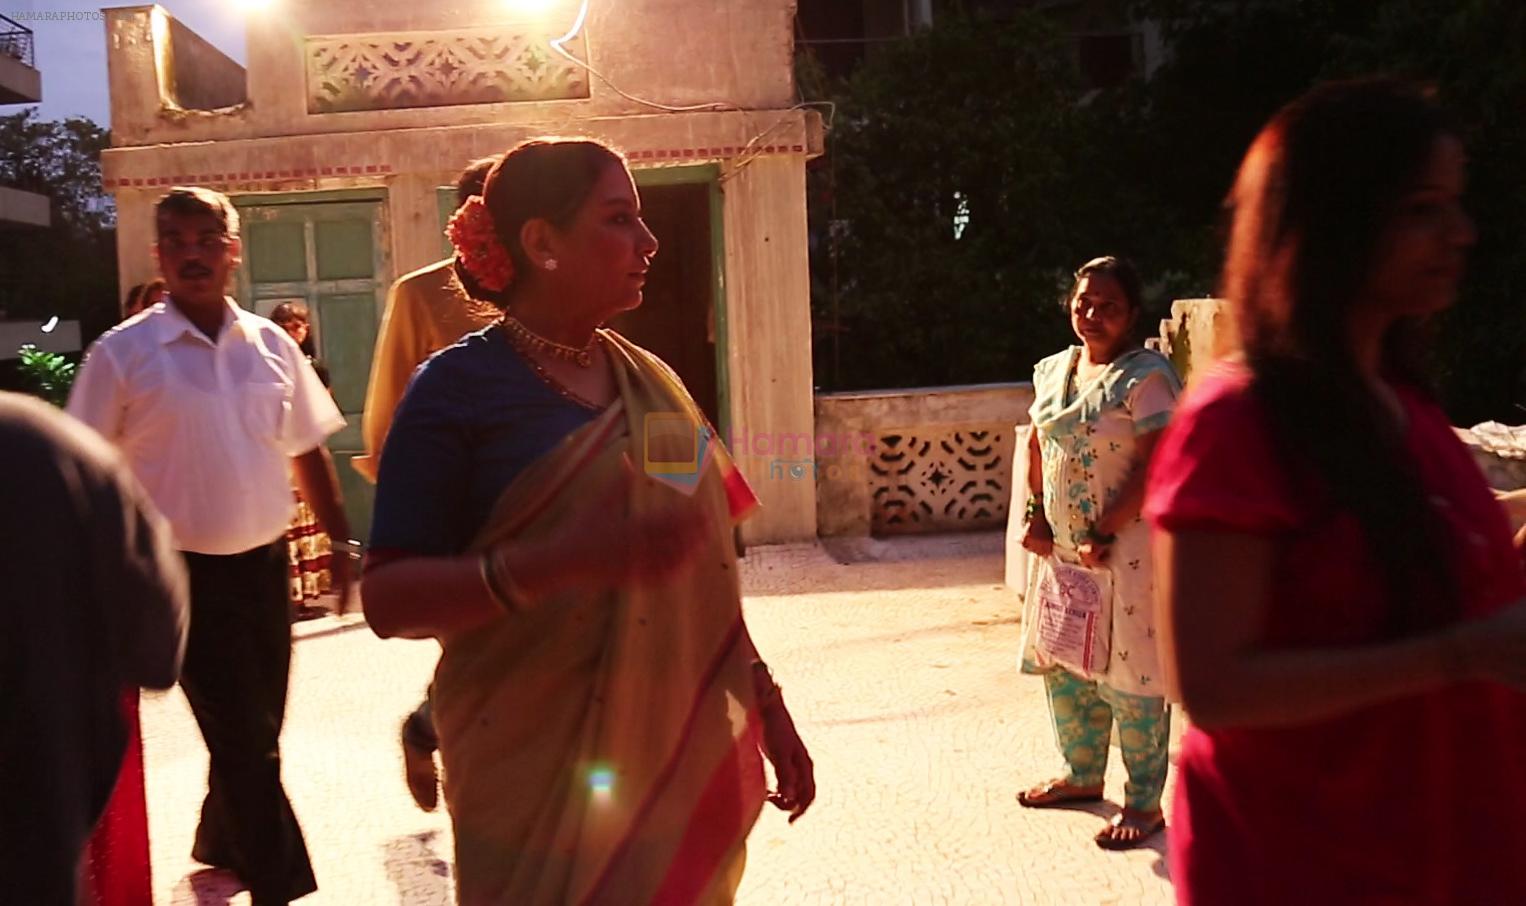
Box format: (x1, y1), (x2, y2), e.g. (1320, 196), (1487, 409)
(241, 380), (293, 450)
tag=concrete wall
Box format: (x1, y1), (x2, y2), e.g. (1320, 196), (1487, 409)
(1, 319), (81, 357)
(107, 133), (827, 548)
(1148, 297), (1231, 386)
(0, 185), (50, 229)
(165, 14), (246, 111)
(105, 109), (822, 319)
(106, 1), (798, 147)
(110, 190), (158, 304)
(105, 7), (166, 134)
(814, 383), (1035, 537)
(102, 2), (825, 548)
(0, 45), (42, 105)
(101, 0), (821, 355)
(722, 155), (819, 545)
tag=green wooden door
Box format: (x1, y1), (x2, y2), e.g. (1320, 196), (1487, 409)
(235, 195), (391, 542)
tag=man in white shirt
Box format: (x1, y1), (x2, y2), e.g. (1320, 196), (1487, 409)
(68, 187), (350, 906)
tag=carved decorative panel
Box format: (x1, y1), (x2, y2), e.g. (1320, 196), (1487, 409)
(305, 27), (590, 114)
(869, 426), (1011, 534)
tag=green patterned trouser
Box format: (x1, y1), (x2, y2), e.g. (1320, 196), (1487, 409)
(1043, 668), (1170, 812)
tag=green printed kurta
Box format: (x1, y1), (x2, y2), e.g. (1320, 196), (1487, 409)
(1020, 346), (1181, 696)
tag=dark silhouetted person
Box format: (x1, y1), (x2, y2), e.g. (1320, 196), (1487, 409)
(0, 391), (188, 905)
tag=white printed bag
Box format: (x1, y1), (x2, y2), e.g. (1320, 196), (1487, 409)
(1026, 556), (1113, 679)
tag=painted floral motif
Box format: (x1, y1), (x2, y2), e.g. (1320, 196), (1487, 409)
(305, 27), (590, 114)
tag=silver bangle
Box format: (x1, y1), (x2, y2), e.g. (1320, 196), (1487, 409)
(331, 538), (364, 559)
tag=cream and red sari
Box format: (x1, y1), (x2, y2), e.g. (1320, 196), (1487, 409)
(433, 332), (766, 905)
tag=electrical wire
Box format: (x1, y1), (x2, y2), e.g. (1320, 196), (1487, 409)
(545, 0), (835, 178)
(549, 0), (735, 113)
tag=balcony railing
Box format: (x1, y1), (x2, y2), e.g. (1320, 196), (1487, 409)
(0, 15), (35, 68)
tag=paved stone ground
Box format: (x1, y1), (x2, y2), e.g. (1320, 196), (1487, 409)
(143, 533), (1177, 905)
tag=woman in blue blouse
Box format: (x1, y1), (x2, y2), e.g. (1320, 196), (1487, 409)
(362, 138), (814, 905)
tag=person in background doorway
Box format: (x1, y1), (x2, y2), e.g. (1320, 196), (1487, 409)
(121, 279), (166, 320)
(270, 301), (333, 622)
(67, 186), (350, 905)
(0, 391), (188, 906)
(269, 301), (331, 388)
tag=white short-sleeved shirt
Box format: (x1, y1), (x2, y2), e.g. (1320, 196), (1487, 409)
(67, 298), (345, 555)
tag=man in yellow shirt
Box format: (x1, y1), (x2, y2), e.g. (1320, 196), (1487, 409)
(355, 156), (500, 811)
(352, 155), (503, 482)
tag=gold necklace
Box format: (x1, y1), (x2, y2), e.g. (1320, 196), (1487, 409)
(501, 313), (600, 368)
(500, 322), (604, 411)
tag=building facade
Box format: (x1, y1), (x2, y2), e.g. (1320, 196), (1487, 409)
(101, 0), (823, 543)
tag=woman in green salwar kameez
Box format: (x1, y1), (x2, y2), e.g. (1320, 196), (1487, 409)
(1016, 256), (1182, 850)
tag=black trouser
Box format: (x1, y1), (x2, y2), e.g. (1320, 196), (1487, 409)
(180, 542), (316, 904)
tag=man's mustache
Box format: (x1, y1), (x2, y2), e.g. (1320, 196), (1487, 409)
(179, 265), (213, 279)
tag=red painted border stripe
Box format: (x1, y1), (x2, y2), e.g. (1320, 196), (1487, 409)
(109, 145), (832, 194)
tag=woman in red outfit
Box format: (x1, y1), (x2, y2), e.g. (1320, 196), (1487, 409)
(1146, 78), (1526, 904)
(81, 690), (154, 906)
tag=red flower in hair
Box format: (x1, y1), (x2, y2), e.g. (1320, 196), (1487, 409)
(446, 196), (515, 292)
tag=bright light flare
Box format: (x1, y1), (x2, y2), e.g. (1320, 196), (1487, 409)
(587, 765), (615, 801)
(40, 316), (59, 334)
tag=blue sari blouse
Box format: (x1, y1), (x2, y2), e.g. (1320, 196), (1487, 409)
(369, 324), (599, 557)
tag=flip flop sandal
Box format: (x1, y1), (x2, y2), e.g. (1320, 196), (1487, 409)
(1017, 778), (1105, 808)
(1094, 811), (1165, 850)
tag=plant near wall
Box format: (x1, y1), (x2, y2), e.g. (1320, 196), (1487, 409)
(16, 344), (77, 407)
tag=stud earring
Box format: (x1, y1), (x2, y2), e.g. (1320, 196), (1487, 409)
(544, 259), (559, 271)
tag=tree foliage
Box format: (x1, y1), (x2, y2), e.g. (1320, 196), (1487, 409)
(0, 108), (113, 235)
(1132, 0), (1526, 424)
(806, 10), (1215, 393)
(808, 0), (1526, 423)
